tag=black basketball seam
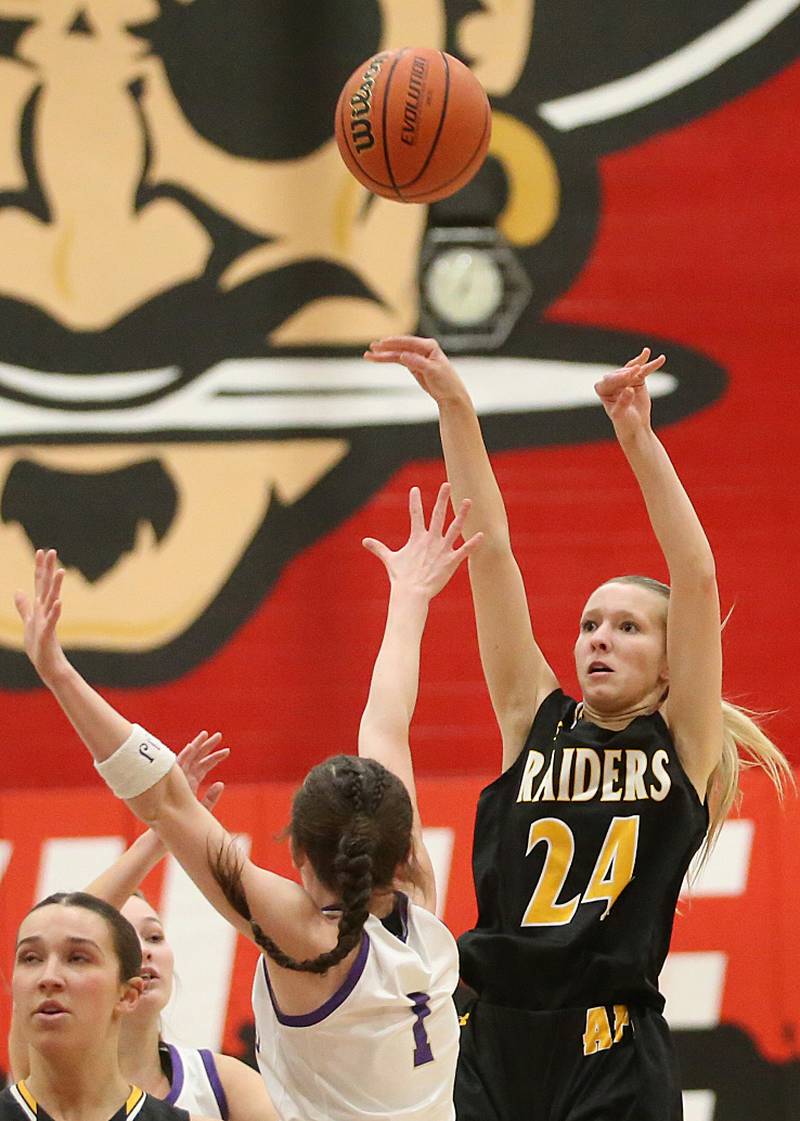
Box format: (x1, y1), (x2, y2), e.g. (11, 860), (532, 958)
(404, 95), (489, 198)
(382, 48), (408, 200)
(402, 96), (491, 201)
(394, 50), (451, 197)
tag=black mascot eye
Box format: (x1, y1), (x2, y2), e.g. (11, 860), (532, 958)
(136, 0), (382, 160)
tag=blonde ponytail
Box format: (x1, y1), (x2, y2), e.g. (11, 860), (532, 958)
(601, 576), (796, 863)
(702, 701), (795, 860)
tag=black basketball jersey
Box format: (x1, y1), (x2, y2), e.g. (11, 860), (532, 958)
(458, 689), (708, 1012)
(0, 1083), (190, 1121)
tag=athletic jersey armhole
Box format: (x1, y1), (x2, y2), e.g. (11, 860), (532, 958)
(198, 1052), (229, 1121)
(652, 707), (711, 816)
(526, 688), (574, 745)
(161, 1044), (183, 1106)
(379, 891), (410, 942)
(479, 690), (573, 796)
(513, 688), (575, 773)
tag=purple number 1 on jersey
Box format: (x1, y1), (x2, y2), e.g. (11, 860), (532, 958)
(408, 991), (434, 1067)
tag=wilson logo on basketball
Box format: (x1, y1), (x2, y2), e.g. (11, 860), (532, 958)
(346, 52), (390, 153)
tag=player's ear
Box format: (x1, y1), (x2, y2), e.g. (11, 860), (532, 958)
(117, 976), (143, 1017)
(455, 0), (535, 96)
(658, 659), (670, 692)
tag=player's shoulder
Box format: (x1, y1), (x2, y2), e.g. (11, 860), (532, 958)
(205, 1049), (264, 1090)
(405, 896), (452, 937)
(401, 895), (459, 970)
(370, 892), (455, 954)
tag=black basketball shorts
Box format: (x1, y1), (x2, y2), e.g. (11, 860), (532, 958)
(454, 992), (683, 1121)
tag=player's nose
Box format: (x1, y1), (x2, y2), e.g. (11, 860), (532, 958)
(38, 957), (66, 990)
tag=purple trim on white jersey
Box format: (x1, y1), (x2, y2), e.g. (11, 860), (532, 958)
(163, 1043), (184, 1106)
(199, 1049), (229, 1120)
(261, 932), (370, 1026)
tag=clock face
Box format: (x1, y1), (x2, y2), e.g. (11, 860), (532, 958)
(423, 247), (505, 327)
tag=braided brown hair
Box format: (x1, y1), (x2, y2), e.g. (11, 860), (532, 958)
(212, 755), (413, 974)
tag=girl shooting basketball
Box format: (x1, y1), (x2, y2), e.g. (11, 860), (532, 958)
(15, 484), (481, 1121)
(365, 336), (792, 1121)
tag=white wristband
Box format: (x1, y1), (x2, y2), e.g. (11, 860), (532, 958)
(95, 724), (176, 799)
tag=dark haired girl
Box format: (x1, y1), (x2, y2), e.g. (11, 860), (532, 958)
(8, 744), (276, 1121)
(15, 483), (481, 1121)
(2, 893), (213, 1121)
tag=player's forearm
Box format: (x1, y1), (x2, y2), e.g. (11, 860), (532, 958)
(40, 662), (183, 830)
(41, 660), (133, 762)
(439, 391), (550, 740)
(437, 393), (512, 546)
(141, 775), (258, 939)
(619, 426), (715, 583)
(361, 585), (428, 737)
(84, 829), (165, 908)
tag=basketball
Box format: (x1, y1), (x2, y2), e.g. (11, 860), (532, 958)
(334, 48), (491, 204)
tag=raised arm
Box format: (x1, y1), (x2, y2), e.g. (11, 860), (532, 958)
(359, 483), (481, 911)
(85, 829), (166, 908)
(14, 552), (328, 962)
(366, 337), (558, 770)
(595, 349), (723, 797)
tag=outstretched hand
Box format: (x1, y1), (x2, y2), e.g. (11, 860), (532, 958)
(362, 483), (482, 600)
(594, 347), (666, 439)
(364, 336), (467, 404)
(14, 549), (68, 685)
(178, 730), (229, 812)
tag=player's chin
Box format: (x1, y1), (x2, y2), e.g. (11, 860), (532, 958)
(138, 983), (168, 1010)
(581, 673), (624, 706)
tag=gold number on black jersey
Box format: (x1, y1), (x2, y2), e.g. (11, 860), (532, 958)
(520, 815), (640, 927)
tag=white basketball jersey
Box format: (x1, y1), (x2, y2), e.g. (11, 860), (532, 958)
(251, 894), (459, 1121)
(161, 1043), (228, 1119)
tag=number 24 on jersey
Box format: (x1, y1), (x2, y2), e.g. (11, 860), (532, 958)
(521, 815), (639, 927)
